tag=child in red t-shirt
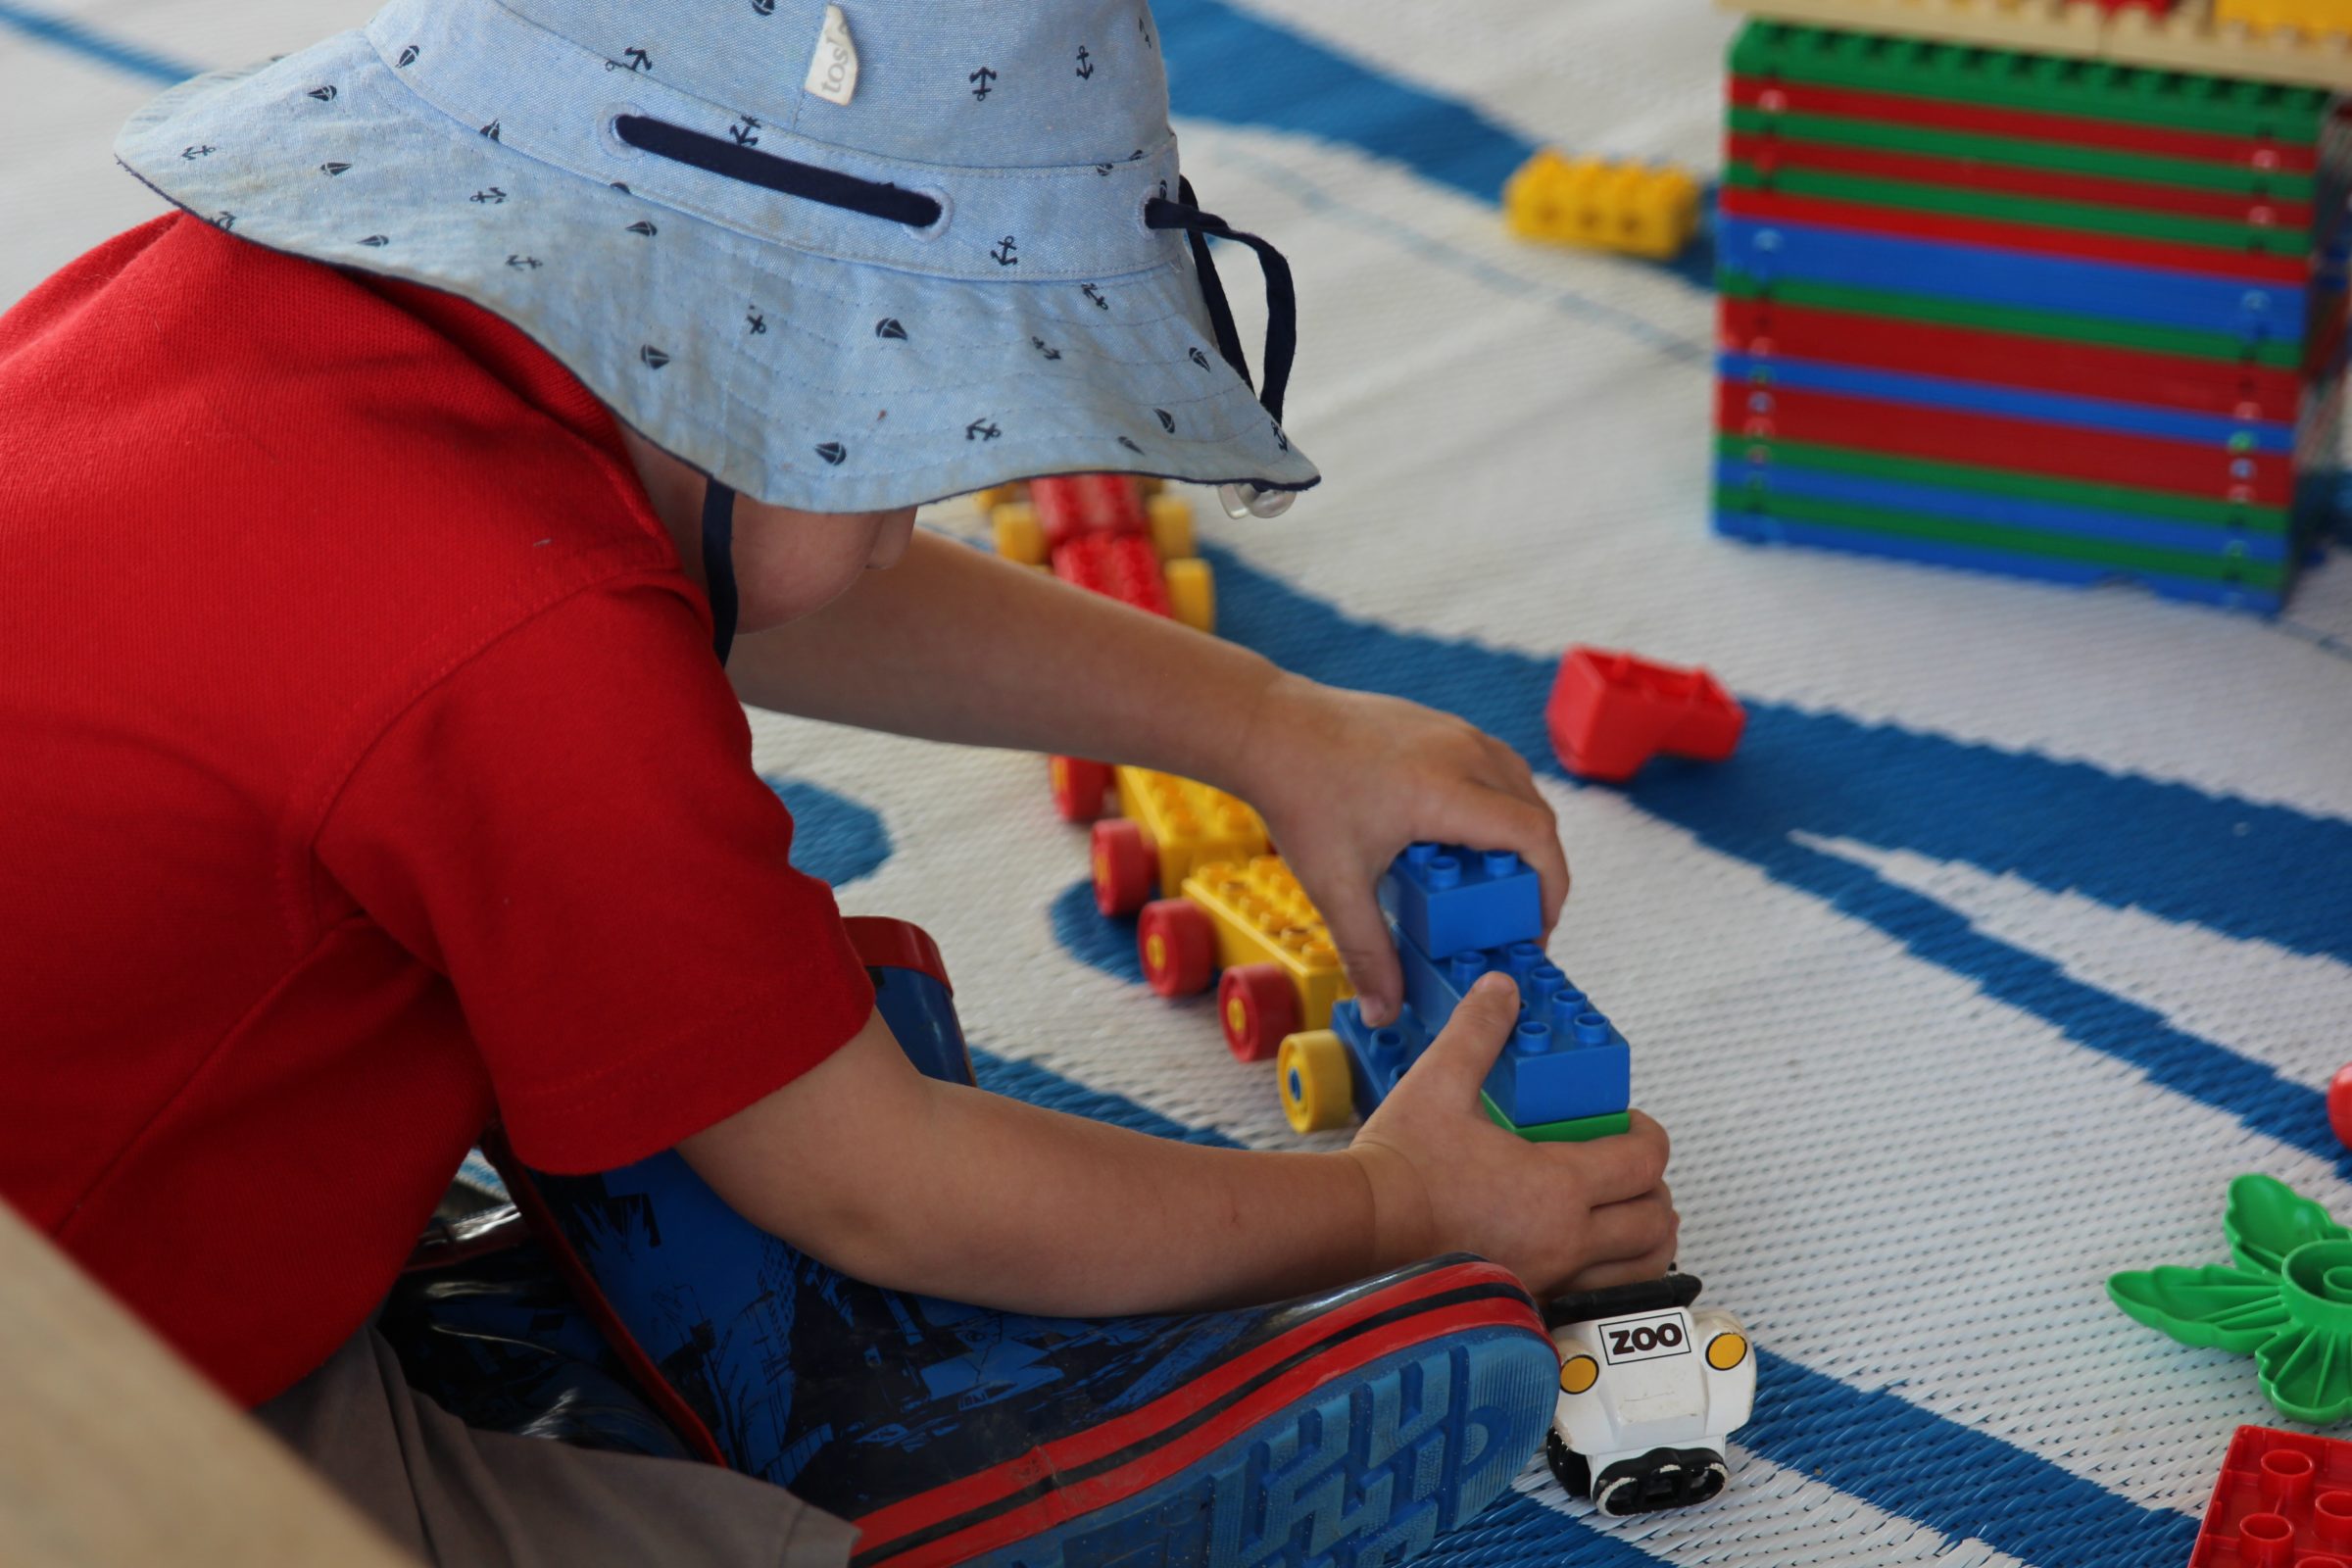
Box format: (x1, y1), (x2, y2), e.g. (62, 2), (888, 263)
(0, 1), (1677, 1563)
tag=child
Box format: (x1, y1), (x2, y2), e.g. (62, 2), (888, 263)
(0, 0), (1677, 1563)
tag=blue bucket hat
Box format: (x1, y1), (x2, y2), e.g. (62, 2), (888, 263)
(115, 0), (1317, 650)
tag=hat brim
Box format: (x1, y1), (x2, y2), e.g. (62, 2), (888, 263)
(116, 36), (1320, 512)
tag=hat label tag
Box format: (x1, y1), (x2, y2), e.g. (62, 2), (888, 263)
(805, 5), (859, 107)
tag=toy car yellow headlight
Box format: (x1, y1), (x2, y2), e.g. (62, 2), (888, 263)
(1559, 1354), (1600, 1395)
(1706, 1332), (1749, 1372)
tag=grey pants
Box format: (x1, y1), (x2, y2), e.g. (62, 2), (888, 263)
(256, 1326), (858, 1568)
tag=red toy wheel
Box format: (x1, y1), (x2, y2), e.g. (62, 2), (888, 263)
(1138, 900), (1216, 997)
(1091, 818), (1159, 916)
(2329, 1065), (2352, 1151)
(1051, 756), (1114, 822)
(1218, 963), (1299, 1062)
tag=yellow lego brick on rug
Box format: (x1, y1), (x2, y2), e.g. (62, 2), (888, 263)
(1503, 152), (1701, 262)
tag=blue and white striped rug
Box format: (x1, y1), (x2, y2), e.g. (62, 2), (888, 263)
(10, 3), (2352, 1563)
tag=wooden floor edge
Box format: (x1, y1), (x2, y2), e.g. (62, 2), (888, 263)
(0, 1200), (420, 1568)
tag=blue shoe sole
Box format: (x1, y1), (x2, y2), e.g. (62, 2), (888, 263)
(959, 1326), (1557, 1568)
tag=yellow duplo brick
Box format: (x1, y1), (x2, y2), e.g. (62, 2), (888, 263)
(1111, 766), (1268, 898)
(1179, 856), (1352, 1033)
(1503, 150), (1702, 262)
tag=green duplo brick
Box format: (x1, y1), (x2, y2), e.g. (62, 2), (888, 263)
(1713, 435), (2293, 534)
(1733, 21), (2329, 143)
(1726, 105), (2319, 201)
(1723, 160), (2315, 254)
(1481, 1093), (1632, 1144)
(1712, 487), (2291, 588)
(1717, 270), (2310, 368)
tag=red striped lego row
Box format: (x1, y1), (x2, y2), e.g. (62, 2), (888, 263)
(1053, 533), (1171, 616)
(1718, 296), (2304, 418)
(1031, 473), (1149, 552)
(1717, 381), (2294, 503)
(1727, 76), (2319, 173)
(1718, 186), (2311, 282)
(1725, 132), (2316, 228)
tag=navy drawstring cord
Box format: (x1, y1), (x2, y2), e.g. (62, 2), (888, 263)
(702, 479), (738, 664)
(1144, 178), (1297, 426)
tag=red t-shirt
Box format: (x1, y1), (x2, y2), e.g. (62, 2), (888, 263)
(0, 216), (876, 1407)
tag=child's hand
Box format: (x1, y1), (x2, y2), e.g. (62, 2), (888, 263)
(1346, 975), (1676, 1297)
(1229, 673), (1567, 1026)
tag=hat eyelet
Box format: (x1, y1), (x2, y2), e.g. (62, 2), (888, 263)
(903, 188), (953, 242)
(599, 105), (650, 161)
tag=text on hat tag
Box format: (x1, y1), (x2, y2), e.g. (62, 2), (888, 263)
(804, 5), (859, 107)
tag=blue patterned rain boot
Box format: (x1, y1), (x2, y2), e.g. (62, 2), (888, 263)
(502, 919), (1561, 1568)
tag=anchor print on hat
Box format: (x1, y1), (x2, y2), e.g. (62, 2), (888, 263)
(111, 0), (1319, 512)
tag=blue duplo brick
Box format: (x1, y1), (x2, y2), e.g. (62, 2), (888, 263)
(1395, 923), (1631, 1126)
(1481, 989), (1633, 1126)
(1380, 842), (1543, 959)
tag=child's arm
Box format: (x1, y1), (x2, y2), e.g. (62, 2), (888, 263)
(679, 972), (1676, 1312)
(722, 530), (1565, 1025)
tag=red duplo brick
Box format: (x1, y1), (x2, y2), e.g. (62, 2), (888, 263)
(2191, 1426), (2352, 1567)
(1546, 648), (1745, 785)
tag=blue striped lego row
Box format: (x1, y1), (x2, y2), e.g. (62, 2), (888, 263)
(1719, 217), (2312, 341)
(1394, 922), (1632, 1127)
(1714, 461), (2292, 563)
(1715, 509), (2288, 612)
(1718, 354), (2296, 452)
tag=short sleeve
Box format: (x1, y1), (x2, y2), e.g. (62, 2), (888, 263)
(316, 576), (874, 1174)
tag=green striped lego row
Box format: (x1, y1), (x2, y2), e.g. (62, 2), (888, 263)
(1727, 105), (2319, 202)
(1734, 21), (2330, 143)
(1715, 435), (2292, 533)
(1718, 270), (2310, 369)
(1724, 159), (2314, 255)
(1480, 1094), (1632, 1144)
(1714, 487), (2292, 587)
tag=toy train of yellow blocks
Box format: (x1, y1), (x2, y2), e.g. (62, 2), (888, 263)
(1503, 151), (1702, 262)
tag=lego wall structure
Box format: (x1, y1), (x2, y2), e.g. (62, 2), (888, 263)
(1715, 14), (2352, 610)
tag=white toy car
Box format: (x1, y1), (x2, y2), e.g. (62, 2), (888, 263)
(1544, 1273), (1755, 1515)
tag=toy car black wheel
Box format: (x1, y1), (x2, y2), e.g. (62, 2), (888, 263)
(1544, 1428), (1592, 1500)
(1590, 1446), (1732, 1517)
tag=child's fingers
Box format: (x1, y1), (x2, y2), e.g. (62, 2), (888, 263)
(1466, 735), (1569, 922)
(1544, 1110), (1670, 1208)
(1438, 778), (1570, 936)
(1321, 885), (1405, 1029)
(1513, 802), (1572, 936)
(1397, 972), (1520, 1096)
(1574, 1186), (1679, 1270)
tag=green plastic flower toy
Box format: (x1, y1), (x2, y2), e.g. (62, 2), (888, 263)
(2110, 1174), (2352, 1424)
